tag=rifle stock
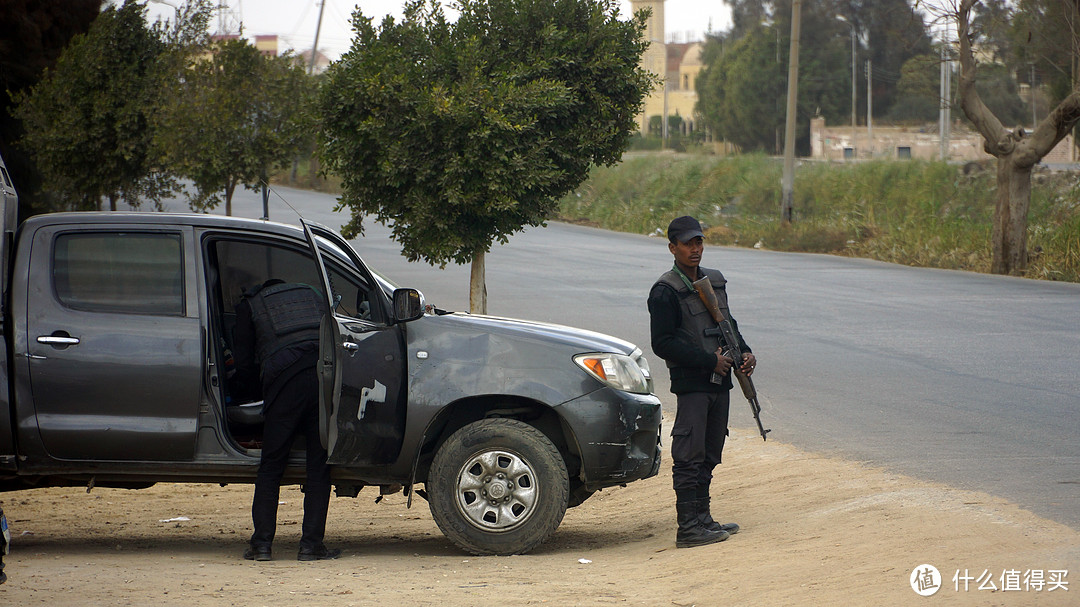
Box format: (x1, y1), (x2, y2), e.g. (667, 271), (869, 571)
(691, 276), (771, 441)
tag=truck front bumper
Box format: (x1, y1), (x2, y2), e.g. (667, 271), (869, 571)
(558, 388), (662, 491)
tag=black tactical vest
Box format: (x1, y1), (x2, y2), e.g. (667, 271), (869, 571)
(246, 283), (328, 364)
(654, 267), (730, 370)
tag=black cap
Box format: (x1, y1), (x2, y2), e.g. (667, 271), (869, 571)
(667, 216), (705, 243)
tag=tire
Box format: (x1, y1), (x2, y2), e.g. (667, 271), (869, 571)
(427, 418), (569, 556)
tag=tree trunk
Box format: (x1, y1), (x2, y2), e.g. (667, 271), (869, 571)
(955, 0), (1080, 276)
(469, 250), (487, 315)
(1007, 164), (1033, 275)
(309, 154), (321, 190)
(991, 158), (1032, 275)
(225, 182), (235, 217)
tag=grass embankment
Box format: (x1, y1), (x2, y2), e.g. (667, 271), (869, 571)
(558, 153), (1080, 282)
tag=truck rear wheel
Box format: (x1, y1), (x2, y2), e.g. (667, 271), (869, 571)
(427, 418), (569, 556)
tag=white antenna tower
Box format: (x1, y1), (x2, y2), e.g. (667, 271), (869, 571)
(216, 0), (243, 36)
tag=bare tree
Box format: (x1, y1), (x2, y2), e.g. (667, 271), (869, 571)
(954, 0), (1080, 275)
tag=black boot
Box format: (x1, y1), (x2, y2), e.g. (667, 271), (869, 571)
(698, 482), (740, 535)
(676, 489), (729, 548)
(697, 495), (740, 536)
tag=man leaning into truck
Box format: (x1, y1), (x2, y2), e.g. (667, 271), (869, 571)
(233, 279), (340, 562)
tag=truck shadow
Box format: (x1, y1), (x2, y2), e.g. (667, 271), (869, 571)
(6, 522), (661, 560)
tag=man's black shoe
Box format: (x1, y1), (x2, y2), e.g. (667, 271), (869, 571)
(696, 494), (741, 536)
(675, 494), (729, 549)
(243, 546), (272, 561)
(298, 546), (341, 561)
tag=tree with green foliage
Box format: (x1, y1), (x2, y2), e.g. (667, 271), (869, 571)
(697, 25), (786, 153)
(888, 53), (941, 123)
(973, 63), (1030, 128)
(725, 0), (770, 40)
(848, 0), (933, 119)
(717, 0), (932, 124)
(999, 0), (1077, 106)
(319, 0), (653, 313)
(14, 0), (173, 211)
(954, 0), (1080, 275)
(970, 0), (1013, 64)
(153, 38), (316, 216)
(888, 52), (1028, 125)
(697, 2), (852, 154)
(0, 0), (101, 218)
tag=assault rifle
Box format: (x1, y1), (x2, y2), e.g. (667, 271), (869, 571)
(691, 276), (771, 441)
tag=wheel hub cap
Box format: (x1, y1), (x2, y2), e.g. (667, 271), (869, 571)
(455, 449), (537, 532)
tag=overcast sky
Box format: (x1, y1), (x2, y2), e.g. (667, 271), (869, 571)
(143, 0), (734, 60)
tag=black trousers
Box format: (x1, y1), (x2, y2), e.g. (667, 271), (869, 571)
(250, 367), (331, 551)
(670, 390), (730, 492)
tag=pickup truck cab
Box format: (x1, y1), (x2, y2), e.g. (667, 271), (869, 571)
(0, 168), (661, 555)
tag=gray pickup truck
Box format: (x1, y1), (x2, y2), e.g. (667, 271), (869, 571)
(0, 155), (661, 556)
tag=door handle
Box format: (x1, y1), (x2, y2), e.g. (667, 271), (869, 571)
(342, 341), (360, 352)
(37, 335), (81, 346)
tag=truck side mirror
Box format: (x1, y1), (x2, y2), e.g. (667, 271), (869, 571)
(392, 288), (424, 323)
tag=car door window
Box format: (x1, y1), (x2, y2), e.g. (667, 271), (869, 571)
(211, 238), (375, 321)
(213, 239), (323, 309)
(53, 232), (184, 315)
(314, 235), (384, 324)
(325, 260), (377, 322)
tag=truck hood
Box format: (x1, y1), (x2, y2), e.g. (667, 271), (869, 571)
(424, 312), (638, 355)
(401, 311), (642, 409)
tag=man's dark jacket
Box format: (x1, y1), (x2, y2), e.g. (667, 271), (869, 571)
(232, 281), (326, 409)
(648, 266), (751, 394)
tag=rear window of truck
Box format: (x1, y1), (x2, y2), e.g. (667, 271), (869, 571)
(53, 232), (184, 315)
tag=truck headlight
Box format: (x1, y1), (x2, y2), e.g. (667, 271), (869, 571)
(574, 352), (651, 394)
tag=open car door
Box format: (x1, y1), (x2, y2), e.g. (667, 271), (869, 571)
(301, 219), (408, 466)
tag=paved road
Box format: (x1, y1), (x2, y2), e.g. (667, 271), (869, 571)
(159, 184), (1080, 530)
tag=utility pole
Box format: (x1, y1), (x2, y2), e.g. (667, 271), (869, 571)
(836, 15), (857, 159)
(850, 25), (856, 158)
(309, 0), (326, 74)
(943, 46), (951, 159)
(939, 42), (948, 160)
(780, 0), (801, 224)
(866, 58), (873, 158)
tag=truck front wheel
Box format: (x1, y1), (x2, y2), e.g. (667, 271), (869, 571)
(427, 418), (569, 556)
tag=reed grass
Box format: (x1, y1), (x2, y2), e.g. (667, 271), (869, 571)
(560, 153), (1080, 282)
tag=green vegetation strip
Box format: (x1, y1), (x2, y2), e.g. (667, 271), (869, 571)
(556, 153), (1080, 283)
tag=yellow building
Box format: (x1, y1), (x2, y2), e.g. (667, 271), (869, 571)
(630, 0), (704, 136)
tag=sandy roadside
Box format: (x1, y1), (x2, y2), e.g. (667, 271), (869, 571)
(0, 428), (1076, 606)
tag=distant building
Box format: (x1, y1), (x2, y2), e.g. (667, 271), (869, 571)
(810, 116), (1075, 164)
(629, 0), (705, 136)
(253, 35), (279, 57)
(296, 49), (332, 75)
(210, 34), (279, 57)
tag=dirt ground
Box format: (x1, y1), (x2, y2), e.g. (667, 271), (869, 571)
(1, 426), (1077, 607)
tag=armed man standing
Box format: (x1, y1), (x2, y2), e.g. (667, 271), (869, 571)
(647, 216), (757, 548)
(234, 279), (340, 562)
